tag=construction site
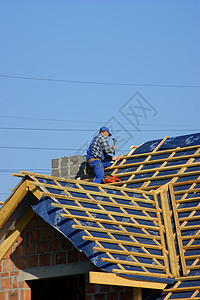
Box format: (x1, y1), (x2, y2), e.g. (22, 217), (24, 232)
(0, 132), (200, 300)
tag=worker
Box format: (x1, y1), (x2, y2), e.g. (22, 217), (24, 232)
(86, 127), (118, 183)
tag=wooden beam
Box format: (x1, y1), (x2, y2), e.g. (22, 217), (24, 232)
(29, 182), (154, 204)
(0, 180), (28, 228)
(0, 208), (35, 261)
(160, 190), (180, 277)
(83, 236), (162, 250)
(89, 271), (167, 290)
(52, 203), (157, 222)
(134, 288), (142, 300)
(60, 213), (159, 231)
(113, 160), (200, 179)
(18, 170), (153, 195)
(169, 184), (187, 276)
(73, 224), (161, 240)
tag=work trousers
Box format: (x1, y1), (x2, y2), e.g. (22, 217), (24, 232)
(88, 159), (111, 183)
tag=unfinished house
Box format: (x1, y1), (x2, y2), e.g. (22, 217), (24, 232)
(0, 132), (200, 300)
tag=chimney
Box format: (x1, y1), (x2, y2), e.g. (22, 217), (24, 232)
(52, 155), (87, 179)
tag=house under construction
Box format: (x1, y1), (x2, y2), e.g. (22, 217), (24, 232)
(0, 132), (200, 300)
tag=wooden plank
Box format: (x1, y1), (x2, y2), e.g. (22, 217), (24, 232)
(169, 184), (187, 276)
(134, 288), (142, 300)
(174, 187), (200, 195)
(29, 182), (154, 204)
(18, 170), (153, 195)
(46, 192), (156, 213)
(108, 152), (200, 171)
(0, 180), (28, 228)
(61, 213), (160, 231)
(153, 193), (170, 276)
(121, 136), (169, 188)
(73, 225), (161, 240)
(160, 190), (180, 277)
(109, 144), (200, 166)
(82, 236), (162, 250)
(112, 269), (169, 278)
(52, 203), (157, 222)
(101, 257), (165, 270)
(89, 271), (167, 289)
(92, 246), (164, 260)
(110, 170), (200, 186)
(113, 160), (200, 179)
(164, 286), (200, 293)
(176, 196), (200, 204)
(0, 208), (35, 261)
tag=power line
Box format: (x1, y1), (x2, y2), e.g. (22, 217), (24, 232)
(0, 127), (199, 132)
(0, 116), (199, 128)
(0, 146), (130, 152)
(0, 169), (51, 172)
(0, 74), (200, 88)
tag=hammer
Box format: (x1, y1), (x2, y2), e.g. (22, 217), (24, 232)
(112, 138), (117, 154)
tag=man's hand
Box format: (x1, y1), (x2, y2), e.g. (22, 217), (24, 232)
(112, 156), (120, 161)
(112, 145), (117, 151)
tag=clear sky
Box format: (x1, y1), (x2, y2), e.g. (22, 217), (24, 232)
(0, 0), (200, 200)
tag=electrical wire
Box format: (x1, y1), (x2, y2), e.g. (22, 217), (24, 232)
(0, 116), (199, 128)
(0, 127), (199, 132)
(0, 74), (200, 88)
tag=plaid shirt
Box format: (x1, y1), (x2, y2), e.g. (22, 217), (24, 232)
(90, 134), (115, 158)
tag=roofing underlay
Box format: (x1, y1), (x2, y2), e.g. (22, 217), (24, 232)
(1, 132), (200, 299)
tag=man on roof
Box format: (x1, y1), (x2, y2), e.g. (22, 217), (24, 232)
(86, 127), (119, 183)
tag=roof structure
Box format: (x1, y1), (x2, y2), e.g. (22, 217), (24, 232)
(0, 132), (200, 299)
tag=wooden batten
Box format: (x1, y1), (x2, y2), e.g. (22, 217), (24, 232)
(89, 272), (167, 290)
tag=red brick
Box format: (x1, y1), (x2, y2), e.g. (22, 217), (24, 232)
(27, 255), (38, 268)
(1, 272), (10, 278)
(94, 294), (105, 300)
(19, 281), (30, 288)
(107, 292), (118, 300)
(68, 250), (78, 263)
(1, 277), (12, 290)
(100, 284), (110, 293)
(37, 216), (48, 228)
(26, 242), (36, 255)
(12, 276), (18, 289)
(13, 243), (25, 257)
(39, 254), (50, 267)
(20, 289), (31, 300)
(53, 229), (63, 239)
(49, 239), (59, 252)
(8, 291), (18, 300)
(30, 230), (41, 242)
(3, 259), (14, 272)
(80, 251), (88, 261)
(25, 216), (36, 230)
(60, 238), (72, 250)
(55, 252), (66, 264)
(37, 241), (48, 254)
(86, 281), (95, 294)
(120, 290), (133, 300)
(42, 228), (53, 240)
(10, 271), (19, 276)
(0, 292), (7, 300)
(15, 257), (26, 270)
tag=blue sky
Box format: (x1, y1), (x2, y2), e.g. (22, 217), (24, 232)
(0, 0), (200, 199)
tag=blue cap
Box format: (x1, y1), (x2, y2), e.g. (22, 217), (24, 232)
(99, 126), (112, 136)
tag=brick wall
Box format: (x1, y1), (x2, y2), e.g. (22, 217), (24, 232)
(0, 214), (134, 300)
(85, 273), (134, 300)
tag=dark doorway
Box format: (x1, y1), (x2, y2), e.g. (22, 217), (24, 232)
(30, 274), (85, 300)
